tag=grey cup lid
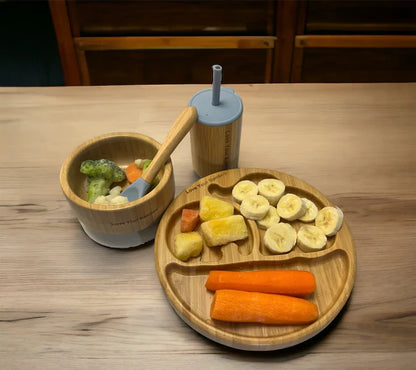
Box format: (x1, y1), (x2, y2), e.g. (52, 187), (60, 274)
(189, 87), (243, 126)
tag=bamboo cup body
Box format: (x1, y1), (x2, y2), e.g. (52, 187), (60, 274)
(189, 86), (243, 178)
(191, 116), (242, 177)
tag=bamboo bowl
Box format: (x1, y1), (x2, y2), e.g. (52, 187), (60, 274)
(60, 132), (175, 248)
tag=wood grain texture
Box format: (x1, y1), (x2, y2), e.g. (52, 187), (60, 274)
(48, 0), (81, 85)
(155, 168), (356, 350)
(191, 116), (242, 177)
(69, 0), (274, 36)
(0, 83), (415, 368)
(75, 36), (276, 51)
(272, 0), (304, 82)
(296, 48), (416, 83)
(295, 35), (416, 48)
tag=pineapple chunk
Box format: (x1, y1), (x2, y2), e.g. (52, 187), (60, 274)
(200, 215), (248, 247)
(199, 196), (234, 221)
(174, 232), (203, 261)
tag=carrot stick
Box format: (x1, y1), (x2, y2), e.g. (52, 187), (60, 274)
(180, 208), (200, 232)
(205, 270), (316, 297)
(125, 162), (143, 183)
(210, 289), (319, 325)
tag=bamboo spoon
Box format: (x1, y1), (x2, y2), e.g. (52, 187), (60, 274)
(122, 106), (197, 202)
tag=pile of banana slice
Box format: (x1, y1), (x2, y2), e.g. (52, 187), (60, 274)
(232, 179), (343, 254)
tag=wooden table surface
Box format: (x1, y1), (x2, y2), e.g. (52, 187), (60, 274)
(0, 83), (415, 369)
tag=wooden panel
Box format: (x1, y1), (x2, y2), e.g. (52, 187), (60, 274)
(305, 0), (416, 34)
(299, 48), (416, 83)
(69, 0), (275, 36)
(272, 0), (305, 82)
(48, 0), (81, 85)
(75, 36), (276, 51)
(85, 49), (270, 85)
(296, 35), (416, 49)
(51, 0), (416, 85)
(75, 48), (90, 85)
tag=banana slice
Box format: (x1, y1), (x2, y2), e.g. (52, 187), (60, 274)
(315, 206), (344, 236)
(264, 223), (297, 254)
(276, 193), (307, 221)
(240, 194), (270, 220)
(257, 178), (285, 206)
(298, 198), (319, 222)
(232, 180), (258, 203)
(297, 225), (327, 252)
(256, 206), (281, 229)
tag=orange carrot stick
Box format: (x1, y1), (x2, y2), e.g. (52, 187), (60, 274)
(125, 162), (143, 184)
(180, 209), (200, 232)
(205, 270), (316, 297)
(210, 289), (319, 325)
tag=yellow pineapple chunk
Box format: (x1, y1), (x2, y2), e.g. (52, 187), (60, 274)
(199, 196), (234, 221)
(174, 232), (203, 261)
(200, 215), (248, 247)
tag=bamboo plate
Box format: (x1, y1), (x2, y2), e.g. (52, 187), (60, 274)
(154, 168), (356, 351)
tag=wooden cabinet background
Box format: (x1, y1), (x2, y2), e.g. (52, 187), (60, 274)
(292, 0), (416, 82)
(49, 0), (416, 85)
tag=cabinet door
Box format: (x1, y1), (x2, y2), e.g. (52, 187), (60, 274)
(69, 0), (275, 36)
(63, 0), (275, 85)
(305, 0), (416, 35)
(296, 47), (416, 83)
(85, 49), (272, 85)
(291, 0), (416, 82)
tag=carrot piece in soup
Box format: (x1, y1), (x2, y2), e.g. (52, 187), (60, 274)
(210, 289), (319, 325)
(205, 270), (316, 297)
(181, 209), (200, 232)
(125, 162), (143, 184)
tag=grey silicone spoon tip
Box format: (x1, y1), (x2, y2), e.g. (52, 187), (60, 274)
(121, 106), (197, 202)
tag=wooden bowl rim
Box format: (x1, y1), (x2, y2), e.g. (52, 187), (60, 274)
(59, 132), (173, 211)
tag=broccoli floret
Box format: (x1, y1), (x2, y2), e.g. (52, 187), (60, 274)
(80, 159), (126, 203)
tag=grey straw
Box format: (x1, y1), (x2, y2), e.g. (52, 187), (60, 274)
(211, 64), (222, 106)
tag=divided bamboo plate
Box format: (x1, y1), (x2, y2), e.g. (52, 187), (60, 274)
(154, 168), (356, 351)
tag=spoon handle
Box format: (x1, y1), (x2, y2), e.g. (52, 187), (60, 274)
(142, 106), (197, 184)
